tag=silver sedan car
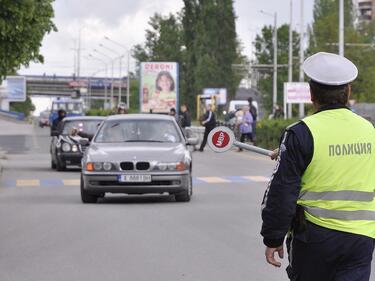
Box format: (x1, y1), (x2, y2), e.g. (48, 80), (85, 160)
(80, 114), (198, 203)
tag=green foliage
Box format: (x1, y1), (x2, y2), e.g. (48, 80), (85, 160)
(254, 25), (300, 114)
(0, 0), (57, 80)
(256, 118), (299, 149)
(308, 0), (375, 103)
(130, 79), (139, 111)
(10, 96), (35, 118)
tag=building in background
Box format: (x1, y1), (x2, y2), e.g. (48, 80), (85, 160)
(357, 0), (375, 22)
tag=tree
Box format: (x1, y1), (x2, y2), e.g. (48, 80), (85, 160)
(254, 24), (300, 112)
(308, 0), (375, 102)
(0, 0), (57, 80)
(132, 13), (183, 62)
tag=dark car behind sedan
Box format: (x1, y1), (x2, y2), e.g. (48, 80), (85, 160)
(50, 116), (104, 171)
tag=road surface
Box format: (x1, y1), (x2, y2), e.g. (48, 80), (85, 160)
(0, 119), (373, 281)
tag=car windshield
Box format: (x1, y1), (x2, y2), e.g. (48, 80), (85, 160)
(62, 120), (102, 135)
(95, 119), (181, 143)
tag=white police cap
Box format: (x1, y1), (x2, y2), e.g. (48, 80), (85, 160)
(303, 52), (358, 86)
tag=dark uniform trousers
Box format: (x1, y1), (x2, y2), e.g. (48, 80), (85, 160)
(286, 221), (374, 281)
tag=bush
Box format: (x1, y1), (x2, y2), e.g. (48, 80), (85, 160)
(10, 96), (35, 118)
(256, 119), (299, 150)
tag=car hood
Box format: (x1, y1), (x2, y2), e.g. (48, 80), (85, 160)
(86, 142), (189, 162)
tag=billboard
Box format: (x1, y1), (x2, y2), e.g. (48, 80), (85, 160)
(0, 76), (26, 102)
(284, 82), (311, 104)
(140, 62), (179, 113)
(202, 88), (227, 105)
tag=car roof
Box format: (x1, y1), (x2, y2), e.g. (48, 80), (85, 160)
(105, 113), (175, 121)
(63, 116), (105, 122)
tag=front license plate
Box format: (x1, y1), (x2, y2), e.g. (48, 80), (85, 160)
(118, 174), (152, 183)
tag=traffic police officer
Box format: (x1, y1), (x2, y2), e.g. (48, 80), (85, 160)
(261, 52), (375, 281)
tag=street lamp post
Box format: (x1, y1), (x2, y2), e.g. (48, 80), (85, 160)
(99, 43), (124, 104)
(104, 36), (131, 109)
(287, 0), (293, 119)
(260, 10), (278, 113)
(299, 0), (305, 118)
(94, 49), (115, 109)
(339, 0), (344, 56)
(88, 54), (108, 109)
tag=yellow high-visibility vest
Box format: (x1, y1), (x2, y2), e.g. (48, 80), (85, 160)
(298, 108), (375, 238)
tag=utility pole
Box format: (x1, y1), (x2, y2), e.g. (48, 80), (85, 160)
(104, 36), (131, 109)
(288, 0), (293, 119)
(339, 0), (344, 56)
(273, 12), (278, 114)
(299, 0), (305, 118)
(77, 29), (81, 78)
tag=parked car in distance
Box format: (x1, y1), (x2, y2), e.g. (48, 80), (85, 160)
(38, 110), (51, 127)
(50, 116), (105, 171)
(80, 114), (199, 203)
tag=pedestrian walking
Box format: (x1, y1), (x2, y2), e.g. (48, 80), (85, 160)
(199, 104), (216, 152)
(237, 106), (253, 152)
(261, 52), (375, 281)
(180, 104), (191, 128)
(248, 97), (257, 144)
(50, 109), (66, 135)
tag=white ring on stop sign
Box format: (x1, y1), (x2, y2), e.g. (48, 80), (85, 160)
(207, 126), (235, 153)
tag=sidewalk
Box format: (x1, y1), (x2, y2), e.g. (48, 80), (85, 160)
(0, 117), (33, 136)
(0, 117), (32, 178)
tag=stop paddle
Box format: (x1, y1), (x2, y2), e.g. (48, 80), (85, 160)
(207, 126), (273, 157)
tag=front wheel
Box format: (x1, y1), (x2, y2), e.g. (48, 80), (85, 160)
(80, 174), (98, 203)
(56, 160), (66, 171)
(175, 176), (192, 202)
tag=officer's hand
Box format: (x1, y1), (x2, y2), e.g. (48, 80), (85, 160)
(265, 246), (284, 267)
(270, 148), (279, 160)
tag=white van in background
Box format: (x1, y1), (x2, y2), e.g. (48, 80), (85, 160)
(228, 100), (259, 113)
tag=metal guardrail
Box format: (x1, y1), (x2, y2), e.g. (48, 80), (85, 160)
(0, 109), (25, 121)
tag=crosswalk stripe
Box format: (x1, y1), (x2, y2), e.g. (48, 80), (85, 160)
(242, 176), (270, 182)
(63, 179), (80, 186)
(16, 179), (40, 187)
(197, 177), (231, 183)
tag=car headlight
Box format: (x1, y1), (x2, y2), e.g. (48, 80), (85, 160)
(62, 142), (71, 152)
(72, 144), (78, 152)
(167, 163), (177, 170)
(103, 162), (112, 171)
(156, 162), (187, 171)
(157, 163), (167, 171)
(93, 162), (102, 171)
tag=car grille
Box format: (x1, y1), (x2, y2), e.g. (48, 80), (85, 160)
(120, 162), (134, 170)
(120, 161), (150, 171)
(136, 162), (150, 171)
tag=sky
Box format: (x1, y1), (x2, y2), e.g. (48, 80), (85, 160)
(19, 0), (315, 78)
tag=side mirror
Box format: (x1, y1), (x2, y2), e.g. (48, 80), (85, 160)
(79, 138), (90, 146)
(187, 137), (199, 146)
(50, 130), (59, 137)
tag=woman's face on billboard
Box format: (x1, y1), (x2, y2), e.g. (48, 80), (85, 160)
(158, 74), (172, 92)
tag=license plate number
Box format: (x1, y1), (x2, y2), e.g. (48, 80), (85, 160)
(118, 174), (152, 183)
